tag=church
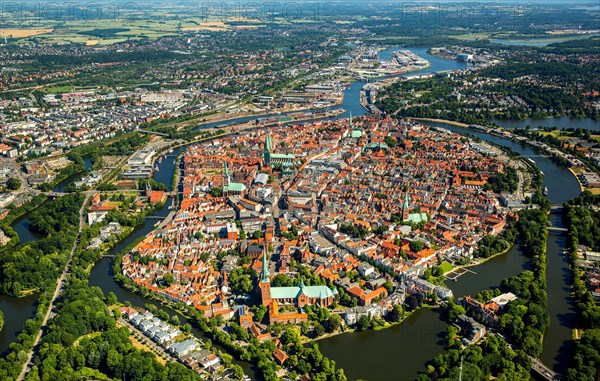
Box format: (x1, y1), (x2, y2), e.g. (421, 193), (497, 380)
(263, 131), (295, 171)
(258, 246), (337, 309)
(222, 160), (246, 196)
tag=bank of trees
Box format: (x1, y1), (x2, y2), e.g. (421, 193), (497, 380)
(474, 219), (517, 259)
(562, 192), (600, 381)
(485, 167), (519, 193)
(496, 208), (549, 357)
(0, 193), (203, 381)
(27, 280), (200, 381)
(419, 334), (531, 380)
(0, 193), (84, 296)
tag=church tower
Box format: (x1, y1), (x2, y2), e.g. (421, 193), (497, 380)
(402, 192), (410, 221)
(264, 131), (272, 166)
(223, 160), (230, 188)
(259, 245), (272, 306)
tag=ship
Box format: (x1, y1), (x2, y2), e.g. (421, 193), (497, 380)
(155, 165), (159, 171)
(543, 187), (548, 196)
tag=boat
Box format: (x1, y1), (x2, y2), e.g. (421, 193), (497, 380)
(543, 187), (548, 196)
(155, 165), (159, 171)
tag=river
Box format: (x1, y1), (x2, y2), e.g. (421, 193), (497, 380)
(418, 121), (578, 376)
(3, 47), (582, 379)
(53, 156), (93, 192)
(493, 117), (600, 132)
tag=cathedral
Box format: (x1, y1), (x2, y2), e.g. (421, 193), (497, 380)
(263, 131), (295, 169)
(258, 246), (337, 309)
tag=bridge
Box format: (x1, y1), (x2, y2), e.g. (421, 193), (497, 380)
(550, 204), (564, 212)
(137, 129), (169, 137)
(529, 356), (562, 381)
(548, 226), (568, 233)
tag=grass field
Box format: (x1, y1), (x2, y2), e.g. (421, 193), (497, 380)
(439, 261), (453, 274)
(44, 85), (75, 94)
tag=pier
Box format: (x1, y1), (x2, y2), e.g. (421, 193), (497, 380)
(445, 267), (477, 281)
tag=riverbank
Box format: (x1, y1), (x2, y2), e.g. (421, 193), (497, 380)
(305, 307), (429, 344)
(567, 168), (586, 193)
(411, 117), (470, 128)
(443, 243), (516, 278)
(173, 96), (345, 131)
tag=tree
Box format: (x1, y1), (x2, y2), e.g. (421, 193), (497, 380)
(106, 292), (118, 306)
(325, 314), (342, 333)
(314, 323), (325, 337)
(388, 305), (403, 322)
(6, 178), (21, 191)
(162, 273), (175, 287)
(356, 316), (371, 331)
(409, 240), (425, 252)
(254, 305), (267, 323)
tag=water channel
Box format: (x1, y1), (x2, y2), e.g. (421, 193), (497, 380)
(3, 47), (585, 379)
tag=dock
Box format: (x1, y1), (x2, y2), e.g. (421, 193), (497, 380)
(445, 267), (477, 282)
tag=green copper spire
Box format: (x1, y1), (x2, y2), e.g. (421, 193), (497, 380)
(265, 131), (272, 153)
(223, 160), (229, 177)
(349, 111), (352, 127)
(264, 131), (272, 165)
(260, 245), (270, 282)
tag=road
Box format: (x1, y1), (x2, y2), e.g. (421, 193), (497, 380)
(17, 193), (92, 381)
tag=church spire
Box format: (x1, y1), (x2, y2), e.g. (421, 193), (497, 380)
(402, 192), (410, 220)
(264, 131), (272, 165)
(349, 111), (352, 128)
(260, 244), (270, 282)
(223, 160), (230, 187)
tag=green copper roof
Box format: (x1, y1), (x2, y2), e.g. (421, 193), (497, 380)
(363, 142), (389, 151)
(406, 212), (428, 224)
(270, 285), (337, 300)
(224, 182), (246, 192)
(271, 153), (295, 159)
(351, 130), (363, 138)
